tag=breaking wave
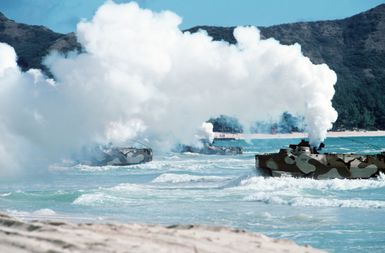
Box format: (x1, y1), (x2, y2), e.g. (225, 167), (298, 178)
(6, 208), (57, 218)
(234, 175), (385, 209)
(152, 173), (233, 184)
(72, 193), (123, 206)
(72, 183), (153, 207)
(0, 189), (81, 202)
(237, 174), (385, 191)
(244, 193), (385, 209)
(71, 173), (385, 209)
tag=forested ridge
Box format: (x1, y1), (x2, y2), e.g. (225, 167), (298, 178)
(188, 4), (385, 130)
(2, 4), (385, 130)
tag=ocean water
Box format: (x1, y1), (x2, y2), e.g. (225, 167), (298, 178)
(1, 136), (385, 252)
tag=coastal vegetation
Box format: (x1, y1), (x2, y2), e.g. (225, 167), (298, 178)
(1, 4), (385, 130)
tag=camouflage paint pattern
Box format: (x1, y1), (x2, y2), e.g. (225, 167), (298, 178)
(256, 141), (385, 179)
(90, 147), (152, 166)
(180, 144), (242, 155)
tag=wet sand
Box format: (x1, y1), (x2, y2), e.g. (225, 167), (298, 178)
(0, 213), (325, 253)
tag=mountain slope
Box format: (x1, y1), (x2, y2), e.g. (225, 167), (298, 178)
(0, 12), (79, 73)
(1, 5), (385, 129)
(188, 4), (385, 130)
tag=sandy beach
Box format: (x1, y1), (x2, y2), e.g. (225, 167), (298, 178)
(214, 130), (385, 140)
(0, 213), (326, 253)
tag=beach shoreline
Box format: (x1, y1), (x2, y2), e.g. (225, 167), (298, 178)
(0, 213), (326, 253)
(214, 130), (385, 140)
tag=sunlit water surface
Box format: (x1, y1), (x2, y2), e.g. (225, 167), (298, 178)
(1, 136), (385, 252)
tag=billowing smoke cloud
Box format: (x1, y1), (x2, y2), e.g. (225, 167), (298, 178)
(195, 122), (215, 144)
(0, 1), (337, 175)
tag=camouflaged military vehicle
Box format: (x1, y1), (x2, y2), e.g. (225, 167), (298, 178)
(256, 140), (385, 179)
(177, 138), (242, 155)
(180, 144), (242, 155)
(84, 147), (152, 166)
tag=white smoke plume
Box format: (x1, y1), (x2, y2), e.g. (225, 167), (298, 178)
(195, 122), (215, 144)
(0, 1), (337, 175)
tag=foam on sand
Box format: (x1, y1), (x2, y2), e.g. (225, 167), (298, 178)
(5, 209), (57, 219)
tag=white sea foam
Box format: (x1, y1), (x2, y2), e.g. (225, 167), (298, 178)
(244, 193), (385, 209)
(5, 209), (30, 217)
(129, 156), (253, 172)
(32, 208), (56, 216)
(73, 183), (151, 206)
(73, 192), (119, 206)
(236, 175), (385, 209)
(109, 183), (148, 192)
(5, 208), (57, 217)
(237, 175), (385, 192)
(152, 173), (233, 184)
(69, 172), (385, 209)
(74, 164), (125, 172)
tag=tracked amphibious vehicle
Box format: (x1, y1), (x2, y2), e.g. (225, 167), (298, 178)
(83, 146), (152, 166)
(256, 140), (385, 179)
(180, 144), (242, 155)
(178, 139), (242, 155)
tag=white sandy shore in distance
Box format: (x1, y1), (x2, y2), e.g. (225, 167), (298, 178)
(0, 214), (326, 253)
(214, 131), (385, 140)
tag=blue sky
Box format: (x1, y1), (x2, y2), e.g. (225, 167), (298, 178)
(0, 0), (384, 33)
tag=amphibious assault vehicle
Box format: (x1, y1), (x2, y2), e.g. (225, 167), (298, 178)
(256, 140), (385, 179)
(178, 139), (242, 155)
(180, 144), (242, 155)
(84, 147), (152, 166)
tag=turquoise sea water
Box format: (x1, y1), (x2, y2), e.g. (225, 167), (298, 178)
(1, 136), (385, 252)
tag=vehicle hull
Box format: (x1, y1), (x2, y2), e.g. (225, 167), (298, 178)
(256, 145), (385, 179)
(87, 147), (152, 166)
